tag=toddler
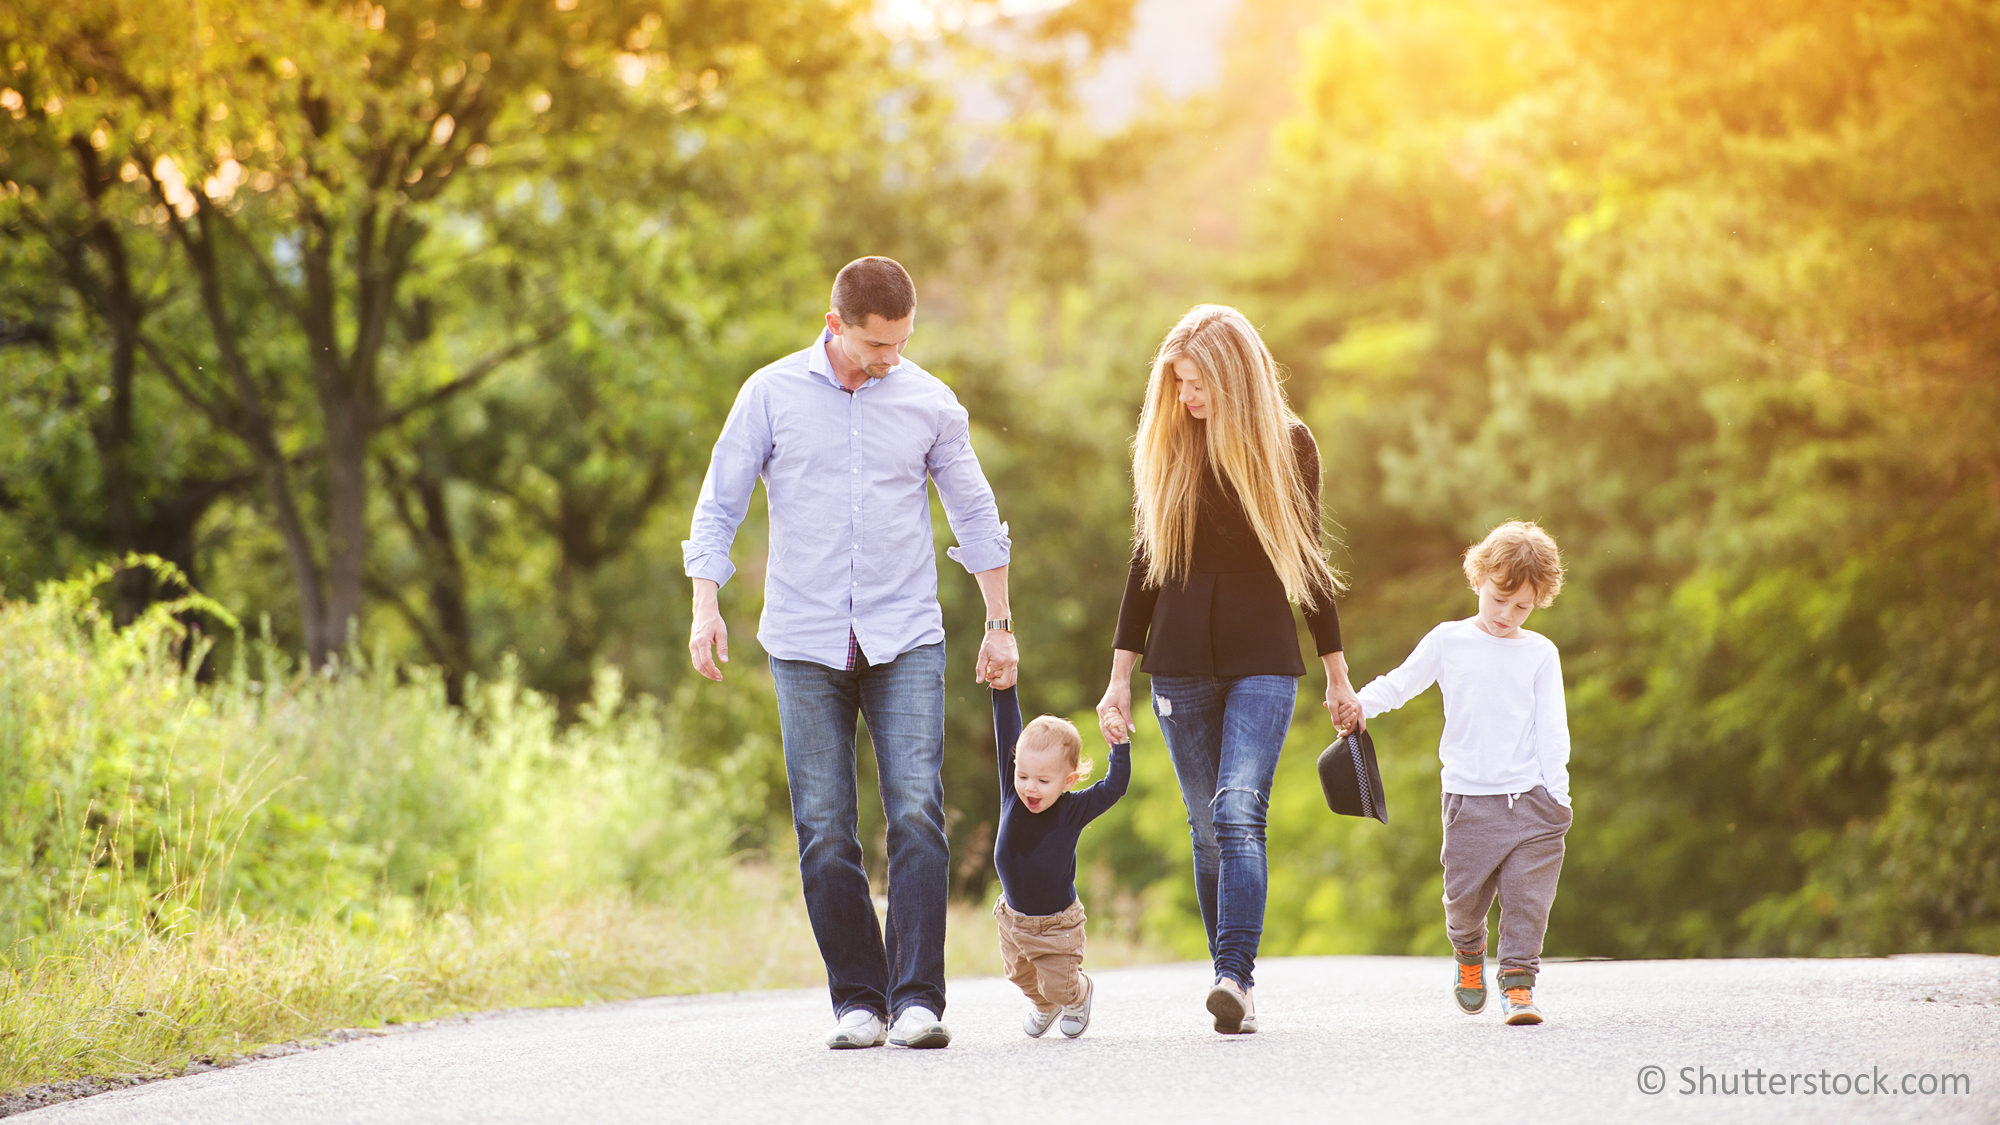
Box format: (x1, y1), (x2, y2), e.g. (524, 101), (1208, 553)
(990, 684), (1130, 1038)
(1354, 521), (1571, 1025)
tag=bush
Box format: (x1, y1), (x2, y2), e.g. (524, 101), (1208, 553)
(0, 558), (791, 1089)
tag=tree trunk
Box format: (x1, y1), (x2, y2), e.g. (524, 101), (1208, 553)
(62, 139), (241, 624)
(412, 468), (473, 704)
(378, 452), (474, 704)
(321, 399), (370, 656)
(173, 205), (332, 662)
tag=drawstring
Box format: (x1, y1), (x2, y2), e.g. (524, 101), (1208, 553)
(1507, 791), (1519, 809)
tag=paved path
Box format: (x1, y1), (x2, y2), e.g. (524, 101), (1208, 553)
(20, 955), (1999, 1124)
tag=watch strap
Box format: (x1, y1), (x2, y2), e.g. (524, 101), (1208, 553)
(984, 617), (1013, 632)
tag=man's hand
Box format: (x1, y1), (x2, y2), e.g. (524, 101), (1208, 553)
(972, 564), (1017, 689)
(977, 628), (1018, 690)
(689, 578), (729, 682)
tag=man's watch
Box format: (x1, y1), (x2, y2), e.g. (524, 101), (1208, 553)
(984, 617), (1013, 633)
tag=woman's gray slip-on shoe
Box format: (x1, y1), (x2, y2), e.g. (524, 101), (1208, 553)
(1206, 978), (1247, 1034)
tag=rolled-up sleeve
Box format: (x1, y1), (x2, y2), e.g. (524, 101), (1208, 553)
(930, 398), (1011, 574)
(682, 377), (771, 588)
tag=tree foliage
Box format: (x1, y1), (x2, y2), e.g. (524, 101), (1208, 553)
(1233, 0), (2000, 954)
(2, 0), (926, 675)
(4, 0), (1995, 958)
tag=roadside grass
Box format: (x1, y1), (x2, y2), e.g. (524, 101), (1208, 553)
(0, 868), (821, 1093)
(0, 562), (1172, 1096)
(1, 867), (1170, 1093)
(0, 560), (786, 1093)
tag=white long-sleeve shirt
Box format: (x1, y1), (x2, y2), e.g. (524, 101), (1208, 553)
(1354, 618), (1571, 806)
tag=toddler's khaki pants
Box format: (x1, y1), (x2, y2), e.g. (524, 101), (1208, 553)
(993, 894), (1088, 1010)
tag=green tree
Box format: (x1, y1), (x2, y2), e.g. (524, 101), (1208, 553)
(2, 0), (919, 668)
(1237, 0), (2000, 954)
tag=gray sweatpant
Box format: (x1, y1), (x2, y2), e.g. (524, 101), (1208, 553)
(1441, 786), (1572, 979)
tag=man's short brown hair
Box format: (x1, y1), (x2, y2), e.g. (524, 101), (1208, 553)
(1463, 521), (1565, 607)
(831, 256), (916, 326)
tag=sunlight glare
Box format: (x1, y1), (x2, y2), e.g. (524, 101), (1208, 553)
(874, 0), (1072, 40)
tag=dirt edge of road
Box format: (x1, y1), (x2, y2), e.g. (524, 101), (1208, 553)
(0, 1018), (480, 1118)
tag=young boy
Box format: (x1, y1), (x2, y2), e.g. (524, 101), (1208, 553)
(990, 684), (1130, 1038)
(1354, 521), (1571, 1026)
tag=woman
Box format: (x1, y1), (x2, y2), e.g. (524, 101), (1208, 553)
(1096, 304), (1361, 1035)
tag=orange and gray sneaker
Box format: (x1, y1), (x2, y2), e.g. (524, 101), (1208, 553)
(1499, 971), (1543, 1025)
(1453, 949), (1487, 1014)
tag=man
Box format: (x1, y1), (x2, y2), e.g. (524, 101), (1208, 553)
(683, 257), (1018, 1050)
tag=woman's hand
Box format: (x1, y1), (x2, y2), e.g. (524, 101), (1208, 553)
(1097, 649), (1142, 744)
(1321, 650), (1365, 734)
(1325, 681), (1364, 734)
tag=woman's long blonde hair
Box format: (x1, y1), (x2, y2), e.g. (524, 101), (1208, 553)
(1132, 305), (1343, 609)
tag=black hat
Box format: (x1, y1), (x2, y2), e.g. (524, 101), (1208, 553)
(1317, 727), (1388, 824)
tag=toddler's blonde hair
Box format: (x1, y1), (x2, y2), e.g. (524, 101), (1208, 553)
(1018, 715), (1093, 785)
(1463, 520), (1565, 607)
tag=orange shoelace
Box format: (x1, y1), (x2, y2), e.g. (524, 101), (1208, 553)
(1504, 987), (1533, 1006)
(1458, 962), (1484, 990)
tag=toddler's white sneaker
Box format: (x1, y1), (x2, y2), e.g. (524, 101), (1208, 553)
(1023, 1007), (1058, 1038)
(1058, 973), (1094, 1038)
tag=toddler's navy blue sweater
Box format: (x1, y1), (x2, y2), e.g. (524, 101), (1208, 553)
(992, 686), (1130, 917)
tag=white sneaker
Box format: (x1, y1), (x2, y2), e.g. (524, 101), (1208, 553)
(1239, 985), (1258, 1034)
(824, 1009), (886, 1049)
(1023, 1007), (1058, 1038)
(888, 1006), (951, 1049)
(1058, 973), (1094, 1038)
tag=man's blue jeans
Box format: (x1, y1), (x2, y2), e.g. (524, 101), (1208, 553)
(1149, 673), (1297, 989)
(769, 641), (949, 1022)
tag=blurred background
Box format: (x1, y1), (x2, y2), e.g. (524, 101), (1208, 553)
(2, 0), (1996, 1046)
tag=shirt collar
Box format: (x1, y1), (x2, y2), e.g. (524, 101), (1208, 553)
(809, 326), (901, 390)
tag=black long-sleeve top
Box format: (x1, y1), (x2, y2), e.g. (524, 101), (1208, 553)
(992, 685), (1130, 916)
(1113, 422), (1342, 677)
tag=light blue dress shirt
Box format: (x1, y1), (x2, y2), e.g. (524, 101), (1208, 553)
(682, 329), (1011, 669)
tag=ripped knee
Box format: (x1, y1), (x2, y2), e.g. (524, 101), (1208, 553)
(1209, 785), (1268, 827)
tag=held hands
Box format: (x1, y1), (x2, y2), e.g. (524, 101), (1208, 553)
(1325, 681), (1364, 735)
(1096, 680), (1132, 745)
(976, 628), (1019, 690)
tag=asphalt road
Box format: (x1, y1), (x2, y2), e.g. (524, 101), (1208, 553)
(20, 955), (1999, 1124)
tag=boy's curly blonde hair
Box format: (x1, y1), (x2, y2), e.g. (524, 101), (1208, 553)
(1019, 715), (1093, 785)
(1463, 521), (1565, 608)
